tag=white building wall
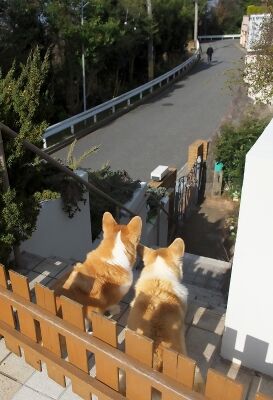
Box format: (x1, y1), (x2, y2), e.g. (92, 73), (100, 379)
(221, 119), (273, 376)
(22, 170), (92, 261)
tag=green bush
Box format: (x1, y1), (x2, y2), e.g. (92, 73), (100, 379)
(146, 186), (167, 221)
(0, 47), (49, 266)
(215, 117), (269, 196)
(247, 5), (268, 15)
(87, 165), (141, 239)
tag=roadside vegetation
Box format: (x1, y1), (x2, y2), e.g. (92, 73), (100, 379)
(0, 0), (208, 122)
(215, 117), (269, 197)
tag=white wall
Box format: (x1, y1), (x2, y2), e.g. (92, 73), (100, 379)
(22, 170), (92, 261)
(144, 196), (169, 248)
(221, 119), (273, 376)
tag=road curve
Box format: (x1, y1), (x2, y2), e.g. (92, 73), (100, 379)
(54, 40), (244, 181)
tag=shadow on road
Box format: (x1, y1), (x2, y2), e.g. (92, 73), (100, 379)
(189, 60), (223, 75)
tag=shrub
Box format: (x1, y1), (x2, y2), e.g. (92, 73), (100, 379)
(247, 5), (268, 15)
(146, 186), (167, 221)
(87, 165), (140, 239)
(0, 47), (49, 266)
(215, 117), (269, 196)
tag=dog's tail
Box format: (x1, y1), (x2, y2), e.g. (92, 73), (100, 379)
(153, 345), (164, 372)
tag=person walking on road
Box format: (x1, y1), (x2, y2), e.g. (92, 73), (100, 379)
(206, 46), (214, 63)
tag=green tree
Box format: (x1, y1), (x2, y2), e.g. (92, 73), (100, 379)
(215, 117), (269, 194)
(244, 3), (273, 103)
(0, 47), (49, 265)
(206, 0), (264, 34)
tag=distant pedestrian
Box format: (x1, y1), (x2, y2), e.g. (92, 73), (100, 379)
(206, 46), (214, 63)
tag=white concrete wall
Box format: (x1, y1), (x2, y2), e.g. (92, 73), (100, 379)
(221, 119), (273, 377)
(92, 182), (148, 249)
(22, 170), (92, 261)
(120, 182), (147, 243)
(144, 196), (170, 248)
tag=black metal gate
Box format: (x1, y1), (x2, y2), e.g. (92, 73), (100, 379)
(175, 157), (203, 222)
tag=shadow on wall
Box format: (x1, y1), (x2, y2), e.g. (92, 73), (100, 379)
(222, 327), (273, 378)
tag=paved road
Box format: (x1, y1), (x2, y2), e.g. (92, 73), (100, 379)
(54, 40), (244, 181)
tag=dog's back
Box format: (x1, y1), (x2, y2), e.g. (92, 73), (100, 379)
(127, 239), (188, 370)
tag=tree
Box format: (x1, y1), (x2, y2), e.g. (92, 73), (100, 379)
(244, 3), (273, 103)
(215, 117), (269, 195)
(0, 0), (45, 73)
(206, 0), (264, 34)
(0, 47), (49, 265)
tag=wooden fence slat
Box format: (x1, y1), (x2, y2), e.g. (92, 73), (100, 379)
(9, 270), (41, 371)
(0, 264), (8, 288)
(92, 312), (119, 391)
(60, 295), (85, 330)
(256, 394), (273, 400)
(162, 390), (191, 400)
(163, 347), (178, 377)
(0, 320), (125, 400)
(0, 268), (20, 355)
(60, 296), (88, 373)
(71, 376), (92, 400)
(9, 270), (31, 300)
(125, 329), (154, 400)
(95, 352), (119, 391)
(126, 371), (151, 400)
(163, 348), (196, 390)
(177, 354), (196, 390)
(35, 284), (65, 387)
(125, 329), (153, 367)
(205, 369), (244, 400)
(92, 312), (117, 348)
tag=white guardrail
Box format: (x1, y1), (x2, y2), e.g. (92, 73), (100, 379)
(43, 43), (201, 149)
(198, 34), (240, 41)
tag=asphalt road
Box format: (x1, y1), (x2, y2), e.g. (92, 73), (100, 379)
(54, 40), (244, 181)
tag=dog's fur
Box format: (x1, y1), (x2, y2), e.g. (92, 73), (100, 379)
(52, 212), (142, 323)
(127, 239), (204, 392)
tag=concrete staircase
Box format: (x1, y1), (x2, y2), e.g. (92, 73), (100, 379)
(0, 251), (272, 400)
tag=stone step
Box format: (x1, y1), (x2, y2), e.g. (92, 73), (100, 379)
(183, 252), (231, 295)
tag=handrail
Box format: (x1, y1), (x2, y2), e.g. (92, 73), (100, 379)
(0, 122), (136, 218)
(0, 122), (170, 222)
(198, 34), (240, 40)
(43, 42), (201, 148)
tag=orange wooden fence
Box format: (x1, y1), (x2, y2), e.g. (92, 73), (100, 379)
(0, 265), (271, 400)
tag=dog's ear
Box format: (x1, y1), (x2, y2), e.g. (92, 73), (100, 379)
(127, 216), (142, 244)
(102, 212), (117, 237)
(139, 244), (154, 261)
(168, 238), (185, 256)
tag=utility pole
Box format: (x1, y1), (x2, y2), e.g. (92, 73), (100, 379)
(0, 130), (22, 268)
(146, 0), (154, 81)
(194, 0), (199, 48)
(81, 0), (88, 112)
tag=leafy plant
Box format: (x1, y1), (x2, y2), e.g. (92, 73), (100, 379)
(146, 186), (167, 221)
(87, 165), (140, 239)
(215, 117), (269, 196)
(0, 47), (49, 266)
(34, 190), (61, 202)
(65, 139), (100, 171)
(247, 5), (268, 15)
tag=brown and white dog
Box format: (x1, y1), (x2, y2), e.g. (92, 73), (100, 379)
(127, 239), (204, 392)
(53, 212), (142, 325)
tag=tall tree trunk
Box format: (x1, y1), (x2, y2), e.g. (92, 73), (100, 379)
(146, 0), (154, 81)
(129, 55), (136, 84)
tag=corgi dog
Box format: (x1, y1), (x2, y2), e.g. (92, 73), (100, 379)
(52, 212), (142, 325)
(127, 239), (204, 393)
